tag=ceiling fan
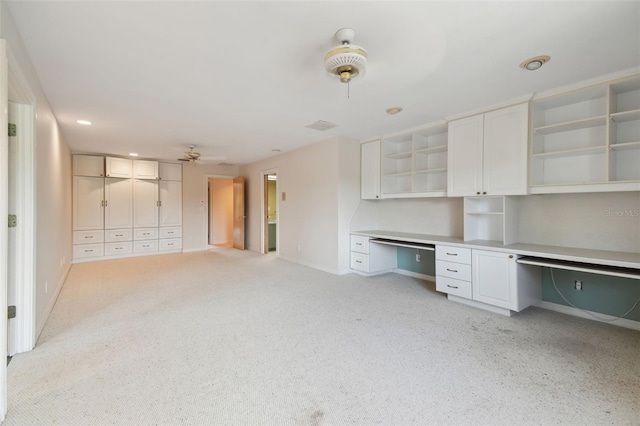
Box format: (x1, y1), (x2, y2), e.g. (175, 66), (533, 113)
(177, 144), (225, 163)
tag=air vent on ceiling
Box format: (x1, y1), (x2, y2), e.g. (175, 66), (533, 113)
(217, 162), (235, 166)
(305, 120), (337, 131)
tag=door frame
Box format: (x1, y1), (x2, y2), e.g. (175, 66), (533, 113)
(260, 168), (279, 255)
(203, 174), (236, 248)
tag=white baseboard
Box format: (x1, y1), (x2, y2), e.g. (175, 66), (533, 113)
(535, 300), (640, 331)
(393, 269), (435, 282)
(278, 255), (339, 275)
(181, 248), (206, 253)
(36, 262), (71, 341)
(449, 295), (514, 317)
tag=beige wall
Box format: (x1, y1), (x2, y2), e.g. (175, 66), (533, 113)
(240, 136), (360, 274)
(1, 2), (73, 337)
(208, 178), (233, 245)
(181, 162), (240, 252)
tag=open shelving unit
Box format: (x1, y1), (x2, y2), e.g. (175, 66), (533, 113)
(381, 123), (448, 198)
(530, 74), (640, 193)
(463, 196), (519, 245)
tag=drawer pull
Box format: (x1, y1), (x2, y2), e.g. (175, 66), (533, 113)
(143, 233), (150, 235)
(115, 247), (122, 250)
(85, 236), (94, 239)
(447, 284), (459, 289)
(355, 242), (362, 246)
(116, 234), (123, 237)
(143, 245), (150, 248)
(446, 252), (457, 256)
(355, 260), (363, 264)
(446, 268), (458, 273)
(86, 249), (93, 253)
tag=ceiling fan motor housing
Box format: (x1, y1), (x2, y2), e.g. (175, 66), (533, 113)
(324, 28), (367, 83)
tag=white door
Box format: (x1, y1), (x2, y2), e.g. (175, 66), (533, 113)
(105, 157), (132, 178)
(159, 180), (182, 227)
(73, 176), (104, 230)
(483, 103), (529, 196)
(73, 155), (104, 177)
(447, 114), (484, 197)
(0, 38), (9, 421)
(133, 179), (159, 227)
(159, 162), (182, 181)
(104, 178), (133, 229)
(361, 140), (381, 200)
(472, 249), (517, 310)
(7, 103), (18, 357)
(133, 160), (158, 180)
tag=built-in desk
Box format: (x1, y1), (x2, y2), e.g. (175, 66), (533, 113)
(350, 230), (640, 319)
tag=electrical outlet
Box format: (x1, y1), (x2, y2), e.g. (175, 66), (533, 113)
(415, 253), (421, 262)
(574, 280), (583, 291)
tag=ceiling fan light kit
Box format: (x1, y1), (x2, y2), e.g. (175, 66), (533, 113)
(324, 28), (368, 84)
(178, 144), (201, 162)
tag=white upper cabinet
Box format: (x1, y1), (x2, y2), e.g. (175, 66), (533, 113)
(159, 180), (182, 226)
(73, 155), (104, 177)
(133, 179), (159, 227)
(159, 162), (182, 181)
(133, 160), (159, 180)
(361, 140), (381, 199)
(73, 176), (104, 230)
(104, 178), (133, 229)
(448, 103), (529, 197)
(105, 157), (133, 178)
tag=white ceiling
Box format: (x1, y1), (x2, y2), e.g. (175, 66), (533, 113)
(6, 1), (640, 165)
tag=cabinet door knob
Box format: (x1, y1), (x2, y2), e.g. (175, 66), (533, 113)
(476, 192), (480, 195)
(509, 255), (514, 259)
(482, 191), (487, 195)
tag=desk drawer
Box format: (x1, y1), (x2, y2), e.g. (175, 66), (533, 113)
(105, 241), (133, 256)
(105, 229), (132, 242)
(436, 276), (472, 300)
(134, 240), (158, 253)
(436, 260), (472, 281)
(436, 245), (471, 264)
(350, 235), (369, 254)
(159, 227), (182, 239)
(159, 238), (182, 251)
(350, 252), (370, 272)
(134, 228), (158, 240)
(73, 243), (104, 259)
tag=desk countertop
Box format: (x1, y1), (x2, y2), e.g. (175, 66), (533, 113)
(351, 230), (640, 270)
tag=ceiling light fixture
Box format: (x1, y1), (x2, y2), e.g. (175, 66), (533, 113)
(520, 55), (550, 71)
(386, 107), (403, 115)
(129, 153), (139, 157)
(324, 28), (367, 98)
(76, 119), (92, 125)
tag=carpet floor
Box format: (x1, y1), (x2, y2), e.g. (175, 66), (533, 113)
(4, 249), (640, 425)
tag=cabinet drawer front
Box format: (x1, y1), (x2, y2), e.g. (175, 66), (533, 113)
(436, 260), (472, 281)
(73, 243), (104, 259)
(436, 276), (472, 300)
(105, 242), (133, 256)
(159, 227), (182, 239)
(105, 229), (133, 242)
(350, 252), (370, 272)
(134, 240), (158, 253)
(159, 238), (182, 251)
(436, 245), (472, 264)
(73, 230), (104, 245)
(134, 228), (159, 240)
(350, 235), (370, 254)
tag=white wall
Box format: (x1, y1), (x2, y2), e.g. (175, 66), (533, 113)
(241, 136), (361, 274)
(0, 2), (73, 338)
(181, 162), (239, 252)
(208, 178), (233, 245)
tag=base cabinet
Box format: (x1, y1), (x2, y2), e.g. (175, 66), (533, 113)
(350, 235), (397, 274)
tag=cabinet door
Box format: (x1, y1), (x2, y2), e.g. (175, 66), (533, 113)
(447, 115), (484, 197)
(483, 103), (529, 196)
(133, 179), (159, 227)
(73, 155), (104, 177)
(73, 176), (104, 230)
(133, 160), (159, 180)
(159, 162), (182, 181)
(361, 140), (381, 199)
(159, 180), (182, 226)
(104, 178), (133, 229)
(472, 249), (517, 310)
(105, 157), (132, 178)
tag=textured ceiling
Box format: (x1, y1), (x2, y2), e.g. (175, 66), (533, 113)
(6, 1), (640, 164)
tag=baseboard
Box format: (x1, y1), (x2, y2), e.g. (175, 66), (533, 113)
(277, 255), (339, 275)
(393, 269), (435, 282)
(181, 248), (206, 253)
(535, 300), (640, 331)
(449, 295), (514, 317)
(36, 262), (72, 341)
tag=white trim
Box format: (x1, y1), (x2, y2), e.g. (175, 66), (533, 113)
(535, 300), (640, 331)
(182, 248), (207, 254)
(448, 295), (514, 317)
(260, 168), (279, 255)
(0, 39), (9, 422)
(203, 174), (235, 248)
(35, 263), (70, 340)
(7, 46), (36, 104)
(531, 67), (640, 101)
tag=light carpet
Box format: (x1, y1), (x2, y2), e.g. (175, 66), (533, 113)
(5, 249), (640, 425)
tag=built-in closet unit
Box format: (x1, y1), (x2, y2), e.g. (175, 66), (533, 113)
(72, 155), (183, 262)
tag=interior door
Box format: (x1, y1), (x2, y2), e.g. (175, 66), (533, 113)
(232, 177), (245, 250)
(263, 175), (268, 253)
(7, 102), (17, 357)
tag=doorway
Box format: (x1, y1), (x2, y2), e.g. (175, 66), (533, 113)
(207, 176), (245, 250)
(261, 169), (278, 254)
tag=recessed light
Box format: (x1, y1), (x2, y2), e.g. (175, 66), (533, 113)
(386, 107), (403, 115)
(129, 153), (139, 157)
(520, 55), (550, 71)
(76, 119), (92, 125)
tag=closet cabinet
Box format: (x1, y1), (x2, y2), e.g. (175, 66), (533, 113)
(73, 155), (104, 177)
(73, 176), (104, 231)
(448, 103), (529, 197)
(133, 160), (159, 180)
(158, 163), (183, 250)
(361, 140), (381, 199)
(133, 180), (159, 228)
(105, 157), (132, 178)
(104, 178), (133, 229)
